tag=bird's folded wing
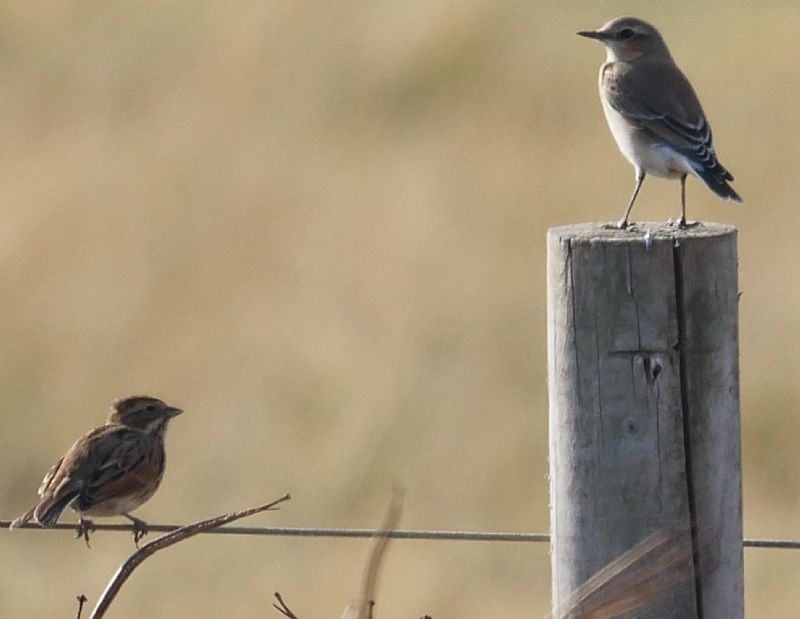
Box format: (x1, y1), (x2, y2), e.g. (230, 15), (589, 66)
(602, 61), (733, 181)
(37, 456), (65, 496)
(35, 425), (112, 499)
(79, 429), (161, 507)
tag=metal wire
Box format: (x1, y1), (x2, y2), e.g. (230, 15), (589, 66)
(1, 520), (797, 548)
(742, 538), (800, 550)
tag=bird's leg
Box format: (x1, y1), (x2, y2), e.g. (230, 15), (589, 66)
(679, 174), (687, 227)
(675, 175), (699, 229)
(617, 170), (646, 230)
(122, 513), (149, 547)
(76, 517), (95, 548)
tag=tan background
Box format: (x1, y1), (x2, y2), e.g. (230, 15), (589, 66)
(1, 2), (797, 617)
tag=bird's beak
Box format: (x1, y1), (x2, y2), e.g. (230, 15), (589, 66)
(165, 406), (183, 418)
(577, 30), (609, 41)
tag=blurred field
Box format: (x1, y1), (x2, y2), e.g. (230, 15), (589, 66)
(0, 1), (798, 617)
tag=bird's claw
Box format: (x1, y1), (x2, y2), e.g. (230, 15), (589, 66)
(125, 514), (149, 547)
(76, 518), (95, 549)
(670, 217), (700, 229)
(603, 220), (637, 231)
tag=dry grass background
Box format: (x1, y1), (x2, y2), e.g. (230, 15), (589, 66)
(0, 1), (798, 617)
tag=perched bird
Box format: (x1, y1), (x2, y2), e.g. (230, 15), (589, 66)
(578, 16), (742, 229)
(9, 396), (182, 546)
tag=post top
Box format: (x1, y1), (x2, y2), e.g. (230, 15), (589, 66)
(548, 221), (736, 243)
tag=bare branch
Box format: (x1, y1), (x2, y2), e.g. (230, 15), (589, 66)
(272, 592), (301, 619)
(89, 494), (290, 619)
(75, 594), (88, 619)
(341, 487), (404, 619)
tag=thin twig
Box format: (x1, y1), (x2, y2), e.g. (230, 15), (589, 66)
(89, 494), (290, 619)
(75, 594), (88, 619)
(358, 490), (403, 617)
(341, 487), (404, 619)
(273, 592), (301, 619)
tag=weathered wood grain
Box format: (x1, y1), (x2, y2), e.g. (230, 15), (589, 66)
(547, 222), (742, 619)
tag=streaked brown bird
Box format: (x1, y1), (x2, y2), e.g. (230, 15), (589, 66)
(9, 396), (182, 546)
(578, 16), (742, 229)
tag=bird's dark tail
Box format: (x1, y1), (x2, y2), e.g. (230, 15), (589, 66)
(694, 161), (743, 203)
(9, 506), (36, 529)
(32, 490), (79, 528)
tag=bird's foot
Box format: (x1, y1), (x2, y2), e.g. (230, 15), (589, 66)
(669, 217), (700, 230)
(76, 518), (95, 549)
(603, 220), (637, 231)
(123, 513), (149, 547)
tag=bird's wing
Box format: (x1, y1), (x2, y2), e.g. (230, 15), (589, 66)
(35, 426), (110, 501)
(77, 427), (162, 509)
(602, 60), (733, 182)
(37, 456), (65, 496)
(34, 426), (156, 511)
(31, 426), (119, 524)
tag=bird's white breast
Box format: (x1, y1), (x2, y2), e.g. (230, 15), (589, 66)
(600, 98), (696, 180)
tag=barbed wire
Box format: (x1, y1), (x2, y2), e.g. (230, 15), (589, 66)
(2, 520), (798, 548)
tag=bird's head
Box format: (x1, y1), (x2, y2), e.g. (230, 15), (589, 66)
(109, 396), (183, 433)
(578, 17), (671, 63)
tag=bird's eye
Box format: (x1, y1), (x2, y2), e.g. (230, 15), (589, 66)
(145, 405), (156, 412)
(618, 28), (635, 40)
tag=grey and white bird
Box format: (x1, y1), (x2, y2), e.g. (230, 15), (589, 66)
(578, 16), (742, 229)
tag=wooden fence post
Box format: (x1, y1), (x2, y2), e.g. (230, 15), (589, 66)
(547, 222), (743, 618)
